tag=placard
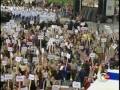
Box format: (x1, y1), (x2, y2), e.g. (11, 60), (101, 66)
(60, 43), (65, 47)
(66, 53), (70, 59)
(28, 74), (35, 80)
(18, 39), (21, 47)
(64, 25), (68, 29)
(55, 56), (60, 60)
(10, 52), (14, 58)
(33, 57), (38, 62)
(101, 38), (107, 42)
(2, 60), (7, 66)
(6, 39), (10, 44)
(1, 75), (5, 82)
(72, 81), (81, 89)
(47, 54), (55, 60)
(52, 25), (57, 29)
(41, 48), (44, 54)
(5, 74), (13, 80)
(16, 28), (20, 32)
(81, 27), (88, 31)
(23, 59), (28, 64)
(79, 46), (84, 49)
(30, 21), (34, 24)
(21, 87), (28, 90)
(61, 52), (64, 57)
(60, 66), (64, 70)
(36, 25), (40, 30)
(75, 29), (78, 34)
(97, 37), (100, 40)
(21, 47), (27, 53)
(89, 53), (96, 58)
(56, 35), (59, 39)
(36, 49), (39, 55)
(60, 36), (63, 39)
(38, 35), (44, 40)
(1, 54), (3, 59)
(106, 0), (115, 16)
(16, 76), (25, 82)
(80, 22), (85, 26)
(24, 30), (28, 33)
(111, 44), (117, 49)
(65, 42), (68, 46)
(12, 39), (17, 44)
(52, 85), (60, 90)
(8, 47), (13, 52)
(27, 42), (32, 46)
(15, 57), (23, 62)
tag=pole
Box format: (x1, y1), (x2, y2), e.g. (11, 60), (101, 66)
(19, 81), (21, 90)
(79, 0), (82, 13)
(40, 39), (41, 49)
(29, 80), (31, 90)
(8, 80), (10, 90)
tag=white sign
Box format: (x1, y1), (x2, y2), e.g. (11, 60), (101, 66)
(66, 53), (70, 59)
(27, 42), (32, 46)
(36, 49), (39, 55)
(30, 21), (34, 24)
(28, 74), (35, 80)
(6, 39), (10, 44)
(52, 85), (60, 90)
(38, 35), (44, 39)
(15, 57), (23, 62)
(23, 59), (28, 64)
(33, 57), (38, 62)
(16, 76), (25, 82)
(52, 25), (57, 29)
(101, 38), (107, 42)
(64, 25), (68, 29)
(56, 35), (59, 39)
(24, 30), (28, 33)
(41, 48), (44, 54)
(16, 28), (21, 32)
(106, 0), (115, 16)
(24, 0), (29, 3)
(60, 36), (63, 39)
(81, 27), (88, 31)
(79, 46), (84, 49)
(47, 54), (55, 60)
(21, 47), (27, 53)
(75, 29), (78, 34)
(60, 43), (65, 47)
(80, 22), (85, 26)
(61, 52), (64, 57)
(5, 74), (13, 80)
(89, 53), (96, 58)
(111, 44), (117, 49)
(1, 75), (5, 82)
(36, 26), (40, 30)
(8, 47), (13, 52)
(2, 60), (7, 65)
(72, 81), (81, 89)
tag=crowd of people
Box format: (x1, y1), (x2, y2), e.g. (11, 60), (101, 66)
(0, 2), (119, 90)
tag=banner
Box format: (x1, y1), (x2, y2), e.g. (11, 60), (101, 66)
(106, 0), (115, 16)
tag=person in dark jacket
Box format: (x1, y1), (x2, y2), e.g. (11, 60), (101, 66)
(74, 21), (80, 29)
(83, 61), (90, 77)
(76, 67), (87, 87)
(68, 20), (74, 30)
(30, 80), (37, 90)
